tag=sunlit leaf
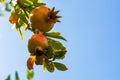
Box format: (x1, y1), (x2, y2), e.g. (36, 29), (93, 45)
(34, 2), (46, 7)
(16, 22), (21, 30)
(54, 50), (66, 59)
(47, 38), (65, 50)
(45, 32), (60, 36)
(42, 61), (46, 72)
(26, 70), (34, 80)
(18, 29), (24, 40)
(19, 12), (28, 24)
(54, 62), (68, 71)
(45, 32), (67, 41)
(22, 0), (33, 7)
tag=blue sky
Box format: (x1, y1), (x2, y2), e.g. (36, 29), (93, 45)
(0, 0), (120, 80)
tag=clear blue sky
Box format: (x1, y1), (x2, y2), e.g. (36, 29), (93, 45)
(0, 0), (120, 80)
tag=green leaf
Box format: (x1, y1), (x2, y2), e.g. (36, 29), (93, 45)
(22, 0), (33, 7)
(16, 20), (22, 30)
(5, 75), (11, 80)
(19, 12), (28, 24)
(26, 70), (34, 80)
(15, 72), (19, 80)
(45, 32), (60, 36)
(47, 38), (67, 60)
(47, 38), (66, 50)
(5, 2), (11, 12)
(45, 32), (67, 41)
(45, 46), (54, 59)
(45, 60), (55, 72)
(54, 50), (66, 59)
(34, 3), (46, 7)
(54, 62), (68, 71)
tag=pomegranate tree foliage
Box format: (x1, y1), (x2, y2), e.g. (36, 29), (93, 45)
(1, 0), (67, 80)
(6, 70), (34, 80)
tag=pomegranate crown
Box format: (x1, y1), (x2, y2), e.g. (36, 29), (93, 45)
(48, 7), (62, 23)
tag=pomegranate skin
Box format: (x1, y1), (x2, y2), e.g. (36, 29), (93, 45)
(30, 6), (54, 32)
(28, 33), (48, 55)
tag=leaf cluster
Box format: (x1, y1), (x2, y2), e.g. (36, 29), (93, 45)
(8, 0), (45, 39)
(39, 32), (68, 72)
(6, 71), (34, 80)
(6, 72), (20, 80)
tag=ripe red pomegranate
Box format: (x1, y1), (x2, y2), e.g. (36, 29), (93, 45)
(28, 33), (48, 55)
(30, 6), (61, 32)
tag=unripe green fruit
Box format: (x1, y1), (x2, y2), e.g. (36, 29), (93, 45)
(28, 33), (48, 55)
(30, 6), (61, 32)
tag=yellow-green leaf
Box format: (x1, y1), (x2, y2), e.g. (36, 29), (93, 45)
(42, 61), (46, 72)
(26, 70), (34, 80)
(45, 32), (67, 41)
(18, 29), (24, 40)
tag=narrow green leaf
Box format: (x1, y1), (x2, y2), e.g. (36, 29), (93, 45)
(45, 32), (60, 36)
(5, 75), (11, 80)
(54, 62), (68, 71)
(15, 72), (19, 80)
(42, 61), (46, 72)
(23, 0), (33, 6)
(45, 32), (67, 41)
(18, 29), (24, 40)
(16, 19), (23, 30)
(34, 3), (46, 7)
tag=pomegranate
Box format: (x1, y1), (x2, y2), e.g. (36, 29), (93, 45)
(27, 33), (48, 55)
(30, 6), (61, 32)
